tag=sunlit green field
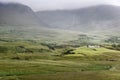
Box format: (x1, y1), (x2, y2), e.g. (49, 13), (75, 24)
(66, 46), (120, 56)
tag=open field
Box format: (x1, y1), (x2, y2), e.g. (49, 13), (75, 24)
(0, 59), (120, 80)
(0, 45), (120, 80)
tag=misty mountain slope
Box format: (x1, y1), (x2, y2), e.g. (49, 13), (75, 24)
(0, 3), (44, 26)
(37, 5), (120, 33)
(0, 3), (83, 44)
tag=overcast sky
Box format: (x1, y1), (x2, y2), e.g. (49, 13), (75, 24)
(0, 0), (120, 11)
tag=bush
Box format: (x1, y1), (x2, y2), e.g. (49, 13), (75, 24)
(15, 46), (26, 53)
(0, 46), (8, 53)
(62, 48), (75, 55)
(11, 55), (32, 60)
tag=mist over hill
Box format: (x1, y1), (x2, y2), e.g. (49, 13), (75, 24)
(37, 5), (120, 33)
(0, 2), (120, 34)
(0, 3), (45, 26)
(0, 2), (120, 42)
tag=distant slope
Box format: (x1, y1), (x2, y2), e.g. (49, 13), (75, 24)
(0, 3), (44, 26)
(37, 5), (120, 33)
(0, 25), (81, 44)
(0, 3), (81, 44)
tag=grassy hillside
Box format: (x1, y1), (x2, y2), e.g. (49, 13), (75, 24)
(72, 47), (120, 56)
(62, 47), (120, 60)
(0, 44), (120, 80)
(0, 25), (81, 44)
(0, 25), (120, 80)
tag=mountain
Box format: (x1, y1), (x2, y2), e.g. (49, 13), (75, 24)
(0, 3), (81, 43)
(0, 3), (44, 26)
(36, 5), (120, 33)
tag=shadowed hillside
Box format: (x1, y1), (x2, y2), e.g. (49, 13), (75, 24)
(0, 3), (45, 26)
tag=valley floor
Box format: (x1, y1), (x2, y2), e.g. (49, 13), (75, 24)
(0, 35), (120, 80)
(0, 54), (120, 80)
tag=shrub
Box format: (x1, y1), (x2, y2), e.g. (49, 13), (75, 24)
(62, 48), (75, 55)
(0, 46), (8, 53)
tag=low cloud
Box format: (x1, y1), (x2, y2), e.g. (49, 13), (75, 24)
(0, 0), (120, 11)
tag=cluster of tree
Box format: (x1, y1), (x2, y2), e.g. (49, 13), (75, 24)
(111, 44), (120, 50)
(41, 42), (80, 50)
(0, 45), (51, 54)
(15, 46), (33, 53)
(0, 46), (8, 53)
(41, 43), (56, 50)
(69, 34), (95, 46)
(105, 36), (120, 44)
(0, 38), (17, 42)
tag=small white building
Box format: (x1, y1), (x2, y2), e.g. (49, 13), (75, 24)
(87, 45), (100, 48)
